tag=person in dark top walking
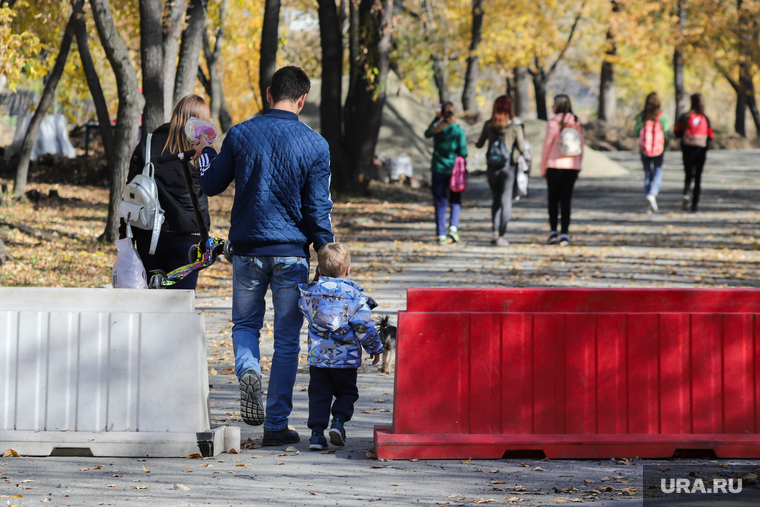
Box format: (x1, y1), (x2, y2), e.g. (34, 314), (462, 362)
(475, 95), (524, 247)
(674, 93), (714, 212)
(119, 94), (212, 290)
(424, 102), (468, 245)
(195, 66), (334, 447)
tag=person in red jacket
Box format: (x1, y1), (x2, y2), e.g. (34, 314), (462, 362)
(674, 93), (714, 212)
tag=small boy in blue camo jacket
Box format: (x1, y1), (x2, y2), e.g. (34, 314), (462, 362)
(297, 242), (383, 451)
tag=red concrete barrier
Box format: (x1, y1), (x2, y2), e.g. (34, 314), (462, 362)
(374, 288), (760, 459)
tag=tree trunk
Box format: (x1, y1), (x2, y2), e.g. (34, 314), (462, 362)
(735, 91), (747, 136)
(140, 0), (164, 133)
(162, 0), (187, 116)
(431, 55), (448, 104)
(347, 0), (359, 98)
(341, 0), (394, 195)
(673, 0), (687, 121)
(13, 15), (75, 197)
(174, 0), (207, 104)
(316, 0), (344, 169)
(532, 69), (548, 121)
(71, 0), (114, 162)
(748, 96), (760, 135)
(259, 0), (280, 113)
(513, 66), (530, 117)
(201, 0), (229, 128)
(598, 1), (618, 124)
(90, 0), (146, 242)
(461, 0), (483, 113)
(598, 59), (615, 124)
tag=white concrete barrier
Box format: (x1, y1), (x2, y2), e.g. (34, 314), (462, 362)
(0, 288), (237, 457)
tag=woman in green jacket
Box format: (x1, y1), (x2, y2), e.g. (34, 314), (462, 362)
(424, 101), (468, 245)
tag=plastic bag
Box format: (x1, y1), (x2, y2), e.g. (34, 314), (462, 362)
(112, 238), (148, 289)
(185, 117), (220, 144)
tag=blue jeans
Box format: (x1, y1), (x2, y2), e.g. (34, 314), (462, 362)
(641, 153), (664, 197)
(232, 255), (309, 431)
(431, 171), (461, 236)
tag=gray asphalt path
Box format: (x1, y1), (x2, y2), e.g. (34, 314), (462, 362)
(2, 150), (760, 506)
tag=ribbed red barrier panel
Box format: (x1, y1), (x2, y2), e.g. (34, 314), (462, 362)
(374, 288), (760, 459)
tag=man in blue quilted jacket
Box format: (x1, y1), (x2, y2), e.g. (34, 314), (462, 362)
(195, 66), (334, 446)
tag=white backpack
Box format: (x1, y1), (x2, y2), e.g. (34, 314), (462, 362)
(559, 125), (583, 157)
(118, 133), (164, 255)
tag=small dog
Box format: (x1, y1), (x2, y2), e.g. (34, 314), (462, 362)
(377, 315), (397, 374)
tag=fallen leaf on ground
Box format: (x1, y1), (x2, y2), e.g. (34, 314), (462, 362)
(131, 485), (149, 490)
(584, 479), (594, 483)
(3, 449), (19, 457)
(142, 465), (150, 473)
(174, 484), (190, 491)
(506, 497), (522, 503)
(461, 458), (471, 464)
(534, 466), (544, 472)
(658, 465), (669, 472)
(188, 452), (203, 459)
(391, 483), (405, 486)
(308, 492), (321, 496)
(227, 448), (239, 454)
(474, 499), (496, 504)
(184, 467), (192, 473)
(209, 368), (218, 375)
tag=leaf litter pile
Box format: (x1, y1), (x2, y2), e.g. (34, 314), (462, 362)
(2, 174), (760, 290)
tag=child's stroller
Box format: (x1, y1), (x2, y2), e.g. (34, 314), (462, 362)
(148, 149), (231, 289)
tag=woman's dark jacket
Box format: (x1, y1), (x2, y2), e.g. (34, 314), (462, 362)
(119, 123), (210, 239)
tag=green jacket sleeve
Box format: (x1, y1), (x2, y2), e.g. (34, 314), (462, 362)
(458, 126), (468, 158)
(634, 114), (643, 138)
(659, 113), (671, 149)
(424, 118), (438, 139)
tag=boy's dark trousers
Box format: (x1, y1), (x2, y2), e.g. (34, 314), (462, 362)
(307, 366), (359, 433)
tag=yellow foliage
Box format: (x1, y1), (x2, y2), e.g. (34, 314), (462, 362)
(219, 0), (265, 123)
(0, 5), (49, 91)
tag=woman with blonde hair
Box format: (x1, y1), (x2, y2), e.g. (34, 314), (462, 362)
(119, 94), (213, 289)
(475, 95), (524, 246)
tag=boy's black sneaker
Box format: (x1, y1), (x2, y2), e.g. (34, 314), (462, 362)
(328, 418), (346, 446)
(239, 370), (264, 426)
(262, 427), (300, 447)
(309, 432), (327, 451)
